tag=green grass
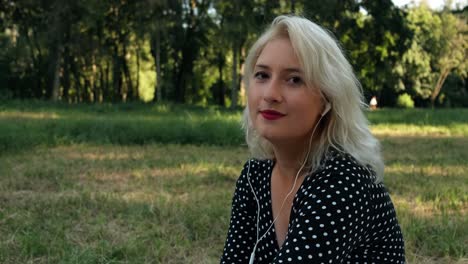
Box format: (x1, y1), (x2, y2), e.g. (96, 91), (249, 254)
(1, 101), (467, 154)
(0, 102), (467, 263)
(0, 144), (246, 263)
(0, 101), (244, 153)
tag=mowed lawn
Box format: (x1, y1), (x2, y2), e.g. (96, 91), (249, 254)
(0, 103), (467, 263)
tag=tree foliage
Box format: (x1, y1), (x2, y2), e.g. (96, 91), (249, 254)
(400, 3), (467, 107)
(0, 0), (466, 107)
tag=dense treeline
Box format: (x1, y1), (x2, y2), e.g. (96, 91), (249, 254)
(0, 0), (466, 107)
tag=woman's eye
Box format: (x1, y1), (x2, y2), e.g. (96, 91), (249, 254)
(288, 76), (303, 85)
(254, 72), (269, 80)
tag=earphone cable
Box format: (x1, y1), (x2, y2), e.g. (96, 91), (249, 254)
(246, 160), (261, 243)
(247, 113), (326, 263)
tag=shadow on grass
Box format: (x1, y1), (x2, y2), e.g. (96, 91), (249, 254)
(0, 188), (229, 263)
(0, 139), (466, 263)
(395, 202), (467, 261)
(380, 136), (468, 166)
(0, 145), (240, 263)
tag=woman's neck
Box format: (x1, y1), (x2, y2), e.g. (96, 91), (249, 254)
(272, 141), (309, 181)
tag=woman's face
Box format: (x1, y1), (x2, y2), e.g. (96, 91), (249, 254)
(248, 37), (324, 147)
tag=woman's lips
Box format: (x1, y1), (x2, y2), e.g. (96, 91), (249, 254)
(259, 110), (286, 120)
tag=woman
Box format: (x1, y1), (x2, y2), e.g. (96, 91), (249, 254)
(220, 15), (405, 263)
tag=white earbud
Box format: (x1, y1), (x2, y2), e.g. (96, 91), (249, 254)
(321, 102), (331, 116)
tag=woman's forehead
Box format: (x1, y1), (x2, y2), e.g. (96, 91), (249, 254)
(255, 38), (303, 71)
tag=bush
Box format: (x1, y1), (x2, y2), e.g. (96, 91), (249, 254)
(396, 93), (415, 108)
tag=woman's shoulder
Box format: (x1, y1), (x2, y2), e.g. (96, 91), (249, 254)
(236, 158), (274, 187)
(312, 148), (378, 185)
(242, 158), (274, 170)
(297, 149), (381, 210)
(239, 158), (274, 177)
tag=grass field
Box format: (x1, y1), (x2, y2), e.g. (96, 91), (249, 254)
(0, 101), (467, 263)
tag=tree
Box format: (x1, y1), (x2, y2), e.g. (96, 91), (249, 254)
(302, 0), (412, 106)
(147, 0), (167, 102)
(401, 4), (467, 107)
(0, 0), (465, 107)
(214, 0), (256, 109)
(358, 0), (412, 106)
(430, 12), (467, 106)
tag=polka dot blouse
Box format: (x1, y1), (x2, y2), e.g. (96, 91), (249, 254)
(220, 149), (405, 263)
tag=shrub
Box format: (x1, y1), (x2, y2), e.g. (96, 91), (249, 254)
(396, 93), (415, 108)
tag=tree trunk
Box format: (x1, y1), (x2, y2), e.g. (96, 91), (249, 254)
(176, 64), (186, 103)
(175, 36), (196, 103)
(122, 56), (133, 101)
(50, 43), (63, 101)
(156, 28), (162, 102)
(120, 41), (133, 101)
(98, 64), (104, 103)
(112, 45), (123, 102)
(175, 2), (200, 103)
(430, 68), (451, 108)
(231, 41), (238, 109)
(104, 61), (110, 102)
(48, 1), (66, 101)
(91, 57), (98, 103)
(29, 31), (44, 98)
(62, 45), (71, 102)
(136, 43), (140, 100)
(24, 33), (40, 96)
(218, 52), (225, 106)
(151, 25), (163, 102)
(70, 58), (81, 103)
(83, 79), (90, 103)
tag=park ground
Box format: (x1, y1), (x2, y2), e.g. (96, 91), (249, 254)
(0, 102), (467, 263)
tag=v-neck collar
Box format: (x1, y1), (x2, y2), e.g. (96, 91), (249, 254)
(266, 159), (280, 251)
(267, 159), (308, 251)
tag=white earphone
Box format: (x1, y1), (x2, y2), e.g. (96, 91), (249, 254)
(322, 102), (331, 116)
(246, 101), (331, 264)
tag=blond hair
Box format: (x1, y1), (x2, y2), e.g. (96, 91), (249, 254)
(242, 15), (384, 183)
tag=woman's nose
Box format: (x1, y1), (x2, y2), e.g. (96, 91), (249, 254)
(263, 78), (282, 103)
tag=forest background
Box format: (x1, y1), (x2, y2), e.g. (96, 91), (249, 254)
(0, 0), (466, 108)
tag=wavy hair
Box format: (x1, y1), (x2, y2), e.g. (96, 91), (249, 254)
(242, 15), (384, 183)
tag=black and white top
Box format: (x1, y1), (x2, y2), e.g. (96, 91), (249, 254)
(220, 150), (405, 263)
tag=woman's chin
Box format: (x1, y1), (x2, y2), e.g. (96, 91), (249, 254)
(258, 130), (310, 148)
(260, 133), (291, 146)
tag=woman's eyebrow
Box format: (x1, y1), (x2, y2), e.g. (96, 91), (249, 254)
(254, 64), (303, 74)
(254, 64), (270, 70)
(283, 68), (303, 74)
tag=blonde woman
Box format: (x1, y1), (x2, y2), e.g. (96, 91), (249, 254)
(220, 16), (405, 263)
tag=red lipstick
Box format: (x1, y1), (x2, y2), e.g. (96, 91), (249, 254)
(259, 110), (285, 120)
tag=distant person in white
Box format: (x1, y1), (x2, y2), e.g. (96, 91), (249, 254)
(370, 96), (378, 110)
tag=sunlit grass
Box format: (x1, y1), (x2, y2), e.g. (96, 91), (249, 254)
(372, 124), (466, 137)
(0, 111), (61, 120)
